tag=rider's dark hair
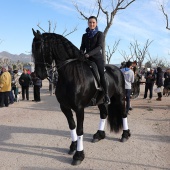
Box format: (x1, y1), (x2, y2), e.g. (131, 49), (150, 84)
(88, 16), (97, 22)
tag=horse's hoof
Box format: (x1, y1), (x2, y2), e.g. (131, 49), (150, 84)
(92, 130), (105, 143)
(72, 150), (85, 165)
(71, 159), (82, 166)
(120, 129), (131, 142)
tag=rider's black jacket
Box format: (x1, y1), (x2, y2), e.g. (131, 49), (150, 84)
(80, 31), (104, 59)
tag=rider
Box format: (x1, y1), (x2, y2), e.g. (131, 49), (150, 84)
(80, 16), (110, 105)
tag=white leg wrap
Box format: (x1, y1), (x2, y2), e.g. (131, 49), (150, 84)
(77, 135), (83, 151)
(98, 119), (106, 131)
(70, 129), (77, 142)
(123, 118), (128, 130)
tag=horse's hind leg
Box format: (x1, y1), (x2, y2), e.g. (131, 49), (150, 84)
(120, 116), (131, 142)
(120, 102), (131, 142)
(92, 104), (107, 143)
(60, 105), (77, 155)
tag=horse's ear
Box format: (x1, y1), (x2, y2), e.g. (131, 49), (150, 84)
(32, 28), (37, 37)
(37, 30), (41, 35)
(32, 28), (41, 38)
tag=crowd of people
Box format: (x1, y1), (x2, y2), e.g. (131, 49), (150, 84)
(0, 62), (169, 111)
(143, 67), (170, 101)
(119, 60), (170, 115)
(0, 66), (42, 108)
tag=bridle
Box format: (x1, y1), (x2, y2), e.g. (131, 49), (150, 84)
(33, 38), (79, 83)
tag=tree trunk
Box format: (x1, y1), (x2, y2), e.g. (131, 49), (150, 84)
(103, 35), (106, 64)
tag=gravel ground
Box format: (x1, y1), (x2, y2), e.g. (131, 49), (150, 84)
(0, 80), (169, 170)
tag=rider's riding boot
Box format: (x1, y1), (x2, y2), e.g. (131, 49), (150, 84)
(100, 75), (110, 105)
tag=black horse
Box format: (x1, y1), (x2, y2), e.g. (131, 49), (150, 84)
(32, 29), (131, 165)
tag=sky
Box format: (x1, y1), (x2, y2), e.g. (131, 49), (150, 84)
(0, 0), (170, 65)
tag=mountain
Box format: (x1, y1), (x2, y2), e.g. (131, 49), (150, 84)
(0, 51), (32, 63)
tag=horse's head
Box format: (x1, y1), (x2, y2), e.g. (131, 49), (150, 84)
(32, 29), (53, 80)
(32, 28), (84, 79)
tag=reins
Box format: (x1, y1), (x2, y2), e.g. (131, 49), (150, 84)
(56, 58), (78, 70)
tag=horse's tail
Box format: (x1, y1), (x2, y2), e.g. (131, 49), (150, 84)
(107, 94), (124, 133)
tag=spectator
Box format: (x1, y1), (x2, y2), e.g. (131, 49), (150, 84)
(27, 69), (31, 75)
(8, 66), (15, 104)
(31, 72), (42, 102)
(155, 67), (163, 101)
(143, 68), (155, 99)
(121, 61), (134, 115)
(12, 70), (21, 102)
(164, 68), (170, 90)
(0, 66), (11, 107)
(19, 68), (31, 100)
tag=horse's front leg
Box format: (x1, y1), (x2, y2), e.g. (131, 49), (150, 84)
(72, 107), (85, 166)
(60, 105), (77, 155)
(92, 104), (107, 143)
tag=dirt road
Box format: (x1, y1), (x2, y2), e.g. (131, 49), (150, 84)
(0, 80), (169, 170)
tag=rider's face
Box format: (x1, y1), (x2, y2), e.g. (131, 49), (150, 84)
(88, 18), (97, 30)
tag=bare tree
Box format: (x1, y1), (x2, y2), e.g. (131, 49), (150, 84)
(119, 44), (136, 62)
(37, 21), (77, 36)
(73, 0), (136, 62)
(119, 50), (133, 62)
(161, 4), (170, 30)
(106, 39), (120, 64)
(146, 52), (158, 68)
(130, 39), (153, 68)
(155, 57), (166, 68)
(147, 52), (170, 68)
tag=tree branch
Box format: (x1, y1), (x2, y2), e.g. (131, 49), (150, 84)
(117, 0), (136, 10)
(37, 23), (46, 32)
(63, 26), (78, 37)
(161, 5), (170, 30)
(48, 20), (51, 33)
(53, 23), (57, 33)
(73, 1), (88, 20)
(106, 39), (120, 63)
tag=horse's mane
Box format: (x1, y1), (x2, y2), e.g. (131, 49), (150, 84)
(42, 33), (82, 61)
